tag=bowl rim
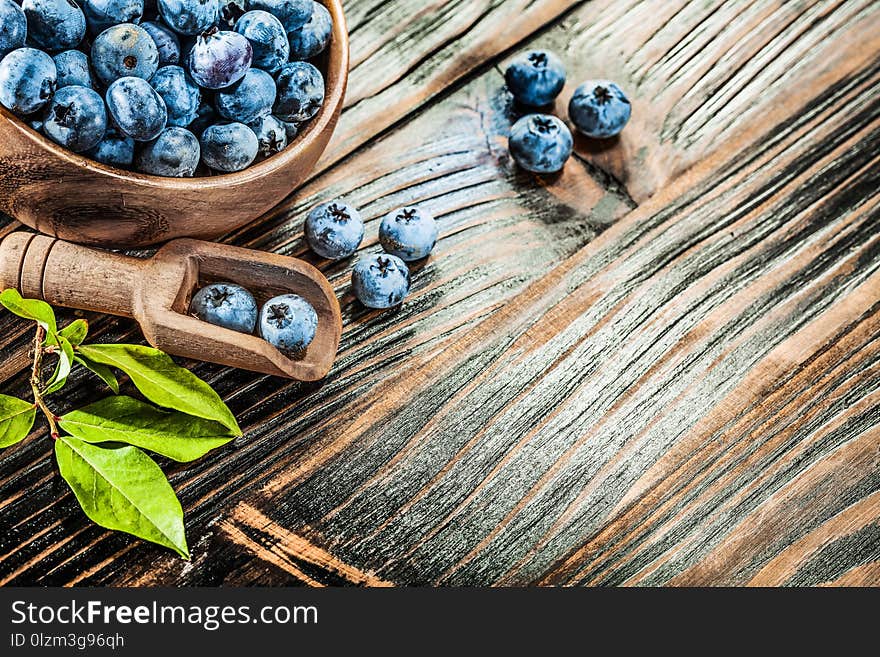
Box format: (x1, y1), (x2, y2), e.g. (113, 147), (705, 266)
(0, 0), (348, 191)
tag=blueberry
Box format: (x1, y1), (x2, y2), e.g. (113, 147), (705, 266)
(87, 126), (134, 166)
(215, 67), (274, 123)
(505, 50), (565, 107)
(568, 80), (631, 139)
(234, 10), (288, 74)
(187, 27), (252, 90)
(42, 84), (106, 151)
(288, 0), (331, 60)
(141, 20), (180, 66)
(0, 0), (27, 56)
(258, 293), (317, 355)
(305, 200), (364, 260)
(185, 98), (215, 135)
(379, 206), (438, 261)
(91, 23), (159, 86)
(22, 0), (86, 52)
(273, 61), (323, 122)
(189, 282), (257, 333)
(27, 117), (44, 131)
(217, 0), (245, 28)
(106, 76), (167, 140)
(352, 254), (410, 309)
(157, 0), (219, 37)
(508, 114), (572, 174)
(135, 125), (199, 176)
(248, 0), (311, 32)
(82, 0), (143, 35)
(0, 47), (56, 114)
(150, 64), (200, 126)
(52, 49), (93, 88)
(248, 113), (287, 156)
(199, 121), (257, 171)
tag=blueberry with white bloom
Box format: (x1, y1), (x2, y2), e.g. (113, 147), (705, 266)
(352, 254), (410, 309)
(273, 60), (323, 122)
(305, 200), (364, 260)
(568, 80), (631, 139)
(150, 64), (200, 126)
(189, 281), (258, 333)
(215, 67), (275, 124)
(378, 205), (438, 261)
(42, 84), (107, 151)
(0, 0), (27, 56)
(0, 47), (57, 114)
(259, 293), (318, 355)
(136, 126), (200, 176)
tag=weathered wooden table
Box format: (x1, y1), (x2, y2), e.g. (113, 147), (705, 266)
(1, 0), (878, 586)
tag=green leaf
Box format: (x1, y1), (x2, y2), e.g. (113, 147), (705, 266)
(0, 394), (36, 448)
(60, 396), (236, 462)
(44, 336), (74, 395)
(78, 344), (240, 434)
(59, 319), (89, 346)
(54, 435), (189, 558)
(0, 289), (56, 333)
(74, 356), (120, 394)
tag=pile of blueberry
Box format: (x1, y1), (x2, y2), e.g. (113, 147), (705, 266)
(504, 49), (631, 173)
(188, 199), (437, 353)
(0, 0), (332, 176)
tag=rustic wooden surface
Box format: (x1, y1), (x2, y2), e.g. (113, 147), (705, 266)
(1, 0), (879, 586)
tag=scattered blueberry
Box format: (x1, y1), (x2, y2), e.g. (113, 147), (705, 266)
(42, 84), (107, 151)
(379, 206), (438, 261)
(273, 60), (323, 122)
(352, 254), (411, 310)
(258, 293), (318, 355)
(305, 200), (364, 260)
(0, 47), (57, 114)
(186, 26), (252, 90)
(505, 50), (565, 107)
(91, 23), (159, 85)
(52, 49), (92, 87)
(189, 282), (258, 333)
(22, 0), (86, 52)
(287, 0), (331, 61)
(150, 64), (200, 126)
(234, 9), (288, 74)
(248, 0), (311, 32)
(157, 0), (219, 37)
(0, 0), (27, 56)
(141, 20), (180, 66)
(508, 114), (572, 174)
(82, 0), (143, 35)
(215, 67), (275, 123)
(87, 126), (135, 166)
(199, 121), (257, 171)
(135, 126), (200, 176)
(248, 113), (287, 156)
(106, 75), (167, 140)
(185, 98), (215, 135)
(568, 80), (631, 138)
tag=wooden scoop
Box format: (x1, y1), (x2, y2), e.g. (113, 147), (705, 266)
(0, 233), (342, 380)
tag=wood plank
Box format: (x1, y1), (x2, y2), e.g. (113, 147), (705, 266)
(1, 0), (879, 585)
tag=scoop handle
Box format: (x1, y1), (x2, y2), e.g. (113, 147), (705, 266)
(0, 232), (145, 318)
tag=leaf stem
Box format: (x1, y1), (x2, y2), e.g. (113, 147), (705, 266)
(30, 325), (60, 440)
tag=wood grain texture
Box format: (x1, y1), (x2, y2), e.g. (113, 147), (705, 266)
(1, 0), (879, 586)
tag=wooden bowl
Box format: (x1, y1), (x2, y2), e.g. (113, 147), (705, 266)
(0, 0), (348, 249)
